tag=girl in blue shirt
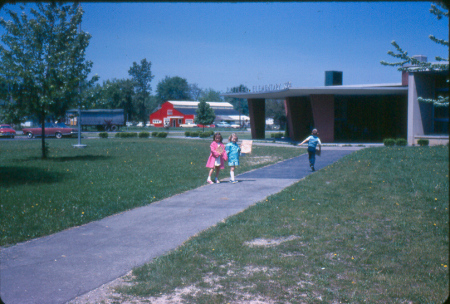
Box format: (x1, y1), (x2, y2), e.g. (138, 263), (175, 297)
(225, 133), (241, 183)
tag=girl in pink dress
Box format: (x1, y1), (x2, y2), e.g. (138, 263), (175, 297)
(205, 132), (228, 184)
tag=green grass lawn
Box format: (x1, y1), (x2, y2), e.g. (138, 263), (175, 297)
(0, 137), (303, 246)
(113, 146), (449, 304)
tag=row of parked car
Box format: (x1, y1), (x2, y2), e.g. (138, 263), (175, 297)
(0, 123), (78, 139)
(179, 121), (240, 128)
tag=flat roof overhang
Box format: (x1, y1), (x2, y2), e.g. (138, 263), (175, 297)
(222, 84), (408, 99)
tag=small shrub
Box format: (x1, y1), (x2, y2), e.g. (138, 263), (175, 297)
(157, 132), (168, 138)
(115, 132), (137, 138)
(151, 131), (158, 137)
(99, 132), (108, 139)
(184, 131), (191, 137)
(417, 139), (429, 146)
(139, 131), (150, 138)
(190, 131), (200, 137)
(271, 132), (283, 139)
(199, 132), (210, 138)
(383, 138), (395, 146)
(395, 138), (407, 146)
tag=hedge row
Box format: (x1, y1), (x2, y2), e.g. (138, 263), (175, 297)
(151, 132), (168, 138)
(115, 132), (138, 138)
(185, 130), (214, 138)
(270, 132), (284, 139)
(102, 132), (155, 139)
(383, 138), (408, 146)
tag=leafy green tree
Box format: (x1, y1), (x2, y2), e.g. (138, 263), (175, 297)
(381, 3), (448, 107)
(100, 79), (136, 120)
(0, 3), (98, 158)
(225, 84), (249, 115)
(189, 83), (202, 101)
(156, 76), (191, 103)
(194, 100), (215, 131)
(266, 99), (287, 129)
(199, 88), (223, 102)
(128, 58), (154, 125)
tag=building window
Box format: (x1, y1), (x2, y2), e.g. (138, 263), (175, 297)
(152, 119), (162, 124)
(167, 110), (173, 115)
(185, 119), (193, 124)
(433, 106), (449, 134)
(432, 75), (449, 135)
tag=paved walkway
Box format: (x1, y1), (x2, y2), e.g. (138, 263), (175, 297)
(0, 147), (361, 304)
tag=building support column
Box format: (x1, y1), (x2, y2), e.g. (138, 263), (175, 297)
(248, 98), (265, 139)
(407, 73), (435, 145)
(310, 94), (335, 143)
(285, 97), (313, 141)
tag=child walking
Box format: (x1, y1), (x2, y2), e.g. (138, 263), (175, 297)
(225, 133), (241, 183)
(298, 128), (322, 171)
(206, 132), (228, 184)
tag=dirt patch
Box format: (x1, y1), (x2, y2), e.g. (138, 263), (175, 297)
(243, 235), (301, 247)
(244, 156), (281, 166)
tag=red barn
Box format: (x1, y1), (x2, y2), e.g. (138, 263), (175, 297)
(149, 101), (237, 128)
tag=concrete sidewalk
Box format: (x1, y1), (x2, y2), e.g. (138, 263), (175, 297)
(0, 147), (361, 304)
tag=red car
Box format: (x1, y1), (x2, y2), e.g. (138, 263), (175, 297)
(196, 124), (216, 128)
(22, 123), (78, 139)
(0, 124), (16, 138)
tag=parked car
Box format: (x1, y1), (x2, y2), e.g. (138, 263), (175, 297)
(215, 121), (231, 128)
(197, 124), (215, 128)
(0, 124), (16, 138)
(230, 123), (240, 129)
(180, 122), (197, 128)
(22, 123), (78, 139)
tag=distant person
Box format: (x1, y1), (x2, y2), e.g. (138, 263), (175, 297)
(225, 133), (241, 183)
(298, 128), (322, 171)
(206, 132), (228, 184)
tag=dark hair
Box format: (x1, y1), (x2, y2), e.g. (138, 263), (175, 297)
(213, 132), (223, 142)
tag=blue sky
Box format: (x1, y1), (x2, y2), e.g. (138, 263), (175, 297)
(1, 2), (448, 94)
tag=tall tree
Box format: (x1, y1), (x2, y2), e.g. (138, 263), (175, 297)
(128, 58), (154, 124)
(101, 79), (136, 120)
(189, 83), (202, 101)
(225, 84), (249, 115)
(199, 88), (223, 102)
(194, 100), (215, 131)
(380, 3), (448, 107)
(156, 76), (191, 103)
(0, 3), (98, 158)
(266, 99), (287, 129)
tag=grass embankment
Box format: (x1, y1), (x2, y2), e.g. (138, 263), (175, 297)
(0, 138), (303, 246)
(115, 146), (448, 304)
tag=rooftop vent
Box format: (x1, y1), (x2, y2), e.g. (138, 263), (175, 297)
(412, 55), (427, 63)
(325, 71), (343, 86)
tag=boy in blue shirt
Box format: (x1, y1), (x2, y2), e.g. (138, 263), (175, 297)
(298, 129), (322, 171)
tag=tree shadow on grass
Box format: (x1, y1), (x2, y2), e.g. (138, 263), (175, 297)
(0, 166), (66, 187)
(19, 155), (112, 162)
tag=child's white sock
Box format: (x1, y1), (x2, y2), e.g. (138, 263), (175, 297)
(207, 176), (212, 182)
(230, 171), (235, 181)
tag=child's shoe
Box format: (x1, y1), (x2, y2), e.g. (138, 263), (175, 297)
(215, 178), (220, 184)
(207, 179), (214, 184)
(232, 180), (238, 184)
